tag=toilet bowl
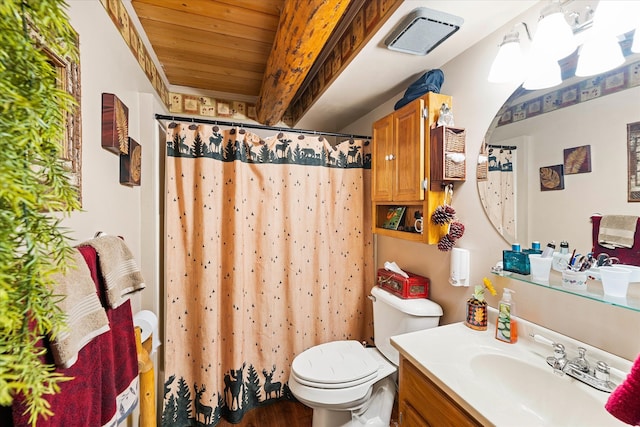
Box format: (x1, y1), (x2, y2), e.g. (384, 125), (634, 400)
(288, 285), (443, 427)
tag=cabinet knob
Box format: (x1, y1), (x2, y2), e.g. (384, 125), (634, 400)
(388, 154), (395, 161)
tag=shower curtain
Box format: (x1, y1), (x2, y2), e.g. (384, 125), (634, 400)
(481, 146), (517, 242)
(161, 121), (374, 426)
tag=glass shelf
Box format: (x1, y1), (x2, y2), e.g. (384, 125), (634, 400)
(492, 269), (640, 313)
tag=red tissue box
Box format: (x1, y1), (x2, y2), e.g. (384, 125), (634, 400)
(376, 268), (429, 299)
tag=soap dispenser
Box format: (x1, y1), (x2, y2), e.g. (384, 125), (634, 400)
(495, 288), (518, 344)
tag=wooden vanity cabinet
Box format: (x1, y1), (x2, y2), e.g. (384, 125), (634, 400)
(371, 92), (452, 244)
(398, 356), (483, 427)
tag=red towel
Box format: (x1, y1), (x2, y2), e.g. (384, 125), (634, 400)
(9, 246), (139, 427)
(606, 352), (640, 425)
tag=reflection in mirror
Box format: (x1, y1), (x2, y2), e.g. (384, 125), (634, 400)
(478, 36), (639, 258)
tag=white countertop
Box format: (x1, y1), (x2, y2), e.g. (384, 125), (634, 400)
(391, 311), (633, 427)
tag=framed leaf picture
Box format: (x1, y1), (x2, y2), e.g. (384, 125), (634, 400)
(120, 138), (141, 186)
(563, 145), (591, 174)
(540, 165), (564, 191)
(101, 93), (129, 154)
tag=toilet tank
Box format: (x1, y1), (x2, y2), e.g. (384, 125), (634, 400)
(371, 285), (443, 366)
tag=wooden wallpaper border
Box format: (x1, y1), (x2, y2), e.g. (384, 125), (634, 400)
(99, 0), (169, 107)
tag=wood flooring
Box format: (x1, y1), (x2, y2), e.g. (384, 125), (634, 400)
(217, 400), (312, 427)
(216, 399), (400, 427)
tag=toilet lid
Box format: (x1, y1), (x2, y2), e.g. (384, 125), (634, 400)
(291, 341), (379, 389)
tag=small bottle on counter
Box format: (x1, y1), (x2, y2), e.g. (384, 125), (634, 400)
(524, 241), (542, 255)
(503, 244), (530, 275)
(496, 288), (518, 344)
(541, 241), (556, 258)
(552, 241), (572, 271)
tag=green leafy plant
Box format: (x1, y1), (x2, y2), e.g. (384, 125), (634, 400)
(0, 0), (81, 424)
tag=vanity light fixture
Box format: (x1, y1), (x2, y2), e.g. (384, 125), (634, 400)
(488, 29), (526, 83)
(488, 0), (639, 87)
(530, 2), (577, 61)
(575, 33), (625, 77)
(523, 52), (562, 90)
(487, 23), (531, 84)
(575, 0), (636, 77)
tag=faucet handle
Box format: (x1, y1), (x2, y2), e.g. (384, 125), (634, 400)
(553, 343), (566, 359)
(595, 361), (610, 382)
(546, 343), (568, 373)
(571, 347), (590, 373)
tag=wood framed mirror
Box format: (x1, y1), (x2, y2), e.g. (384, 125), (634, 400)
(39, 31), (82, 206)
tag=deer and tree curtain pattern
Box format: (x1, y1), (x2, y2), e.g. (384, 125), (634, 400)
(480, 145), (517, 243)
(161, 122), (374, 426)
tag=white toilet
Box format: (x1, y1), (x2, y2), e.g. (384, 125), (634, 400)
(288, 285), (443, 427)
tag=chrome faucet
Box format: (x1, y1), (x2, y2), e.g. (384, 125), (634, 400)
(546, 344), (617, 393)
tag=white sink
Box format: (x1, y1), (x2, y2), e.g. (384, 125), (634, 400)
(470, 353), (615, 426)
(391, 309), (632, 426)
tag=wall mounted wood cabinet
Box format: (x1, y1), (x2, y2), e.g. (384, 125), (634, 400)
(398, 356), (482, 426)
(371, 92), (452, 244)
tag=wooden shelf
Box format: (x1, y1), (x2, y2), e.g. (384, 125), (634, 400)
(430, 126), (466, 190)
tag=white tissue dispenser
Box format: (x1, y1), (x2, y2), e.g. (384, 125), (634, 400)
(376, 269), (429, 299)
(449, 247), (470, 286)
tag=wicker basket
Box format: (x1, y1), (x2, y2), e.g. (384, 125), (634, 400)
(444, 128), (466, 153)
(445, 156), (466, 178)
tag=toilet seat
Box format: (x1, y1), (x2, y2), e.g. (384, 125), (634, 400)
(288, 346), (397, 409)
(291, 341), (379, 389)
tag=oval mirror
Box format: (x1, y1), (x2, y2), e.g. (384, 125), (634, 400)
(478, 34), (640, 255)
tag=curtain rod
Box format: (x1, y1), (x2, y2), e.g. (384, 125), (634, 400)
(488, 144), (517, 150)
(155, 114), (371, 140)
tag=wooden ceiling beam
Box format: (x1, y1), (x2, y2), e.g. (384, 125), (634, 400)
(255, 0), (352, 125)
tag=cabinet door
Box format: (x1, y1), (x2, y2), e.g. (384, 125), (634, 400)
(393, 99), (425, 202)
(400, 401), (432, 427)
(371, 114), (394, 201)
(399, 357), (482, 427)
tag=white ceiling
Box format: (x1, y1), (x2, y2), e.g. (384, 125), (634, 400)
(296, 0), (539, 132)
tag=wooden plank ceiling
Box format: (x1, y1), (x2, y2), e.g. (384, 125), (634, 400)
(131, 0), (355, 125)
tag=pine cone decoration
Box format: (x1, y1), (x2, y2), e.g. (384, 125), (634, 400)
(437, 234), (455, 252)
(448, 221), (465, 240)
(431, 205), (456, 225)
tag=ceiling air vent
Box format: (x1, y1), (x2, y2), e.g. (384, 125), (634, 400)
(384, 7), (464, 56)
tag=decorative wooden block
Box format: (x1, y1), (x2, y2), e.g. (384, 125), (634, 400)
(102, 93), (129, 154)
(120, 138), (141, 186)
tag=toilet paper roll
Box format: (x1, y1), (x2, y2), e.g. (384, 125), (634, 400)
(449, 248), (470, 287)
(133, 310), (161, 355)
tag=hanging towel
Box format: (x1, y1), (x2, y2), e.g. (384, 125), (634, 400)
(606, 352), (640, 425)
(599, 215), (639, 249)
(49, 248), (110, 368)
(9, 245), (139, 427)
(82, 235), (146, 308)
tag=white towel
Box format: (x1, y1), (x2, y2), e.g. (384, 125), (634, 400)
(599, 215), (639, 249)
